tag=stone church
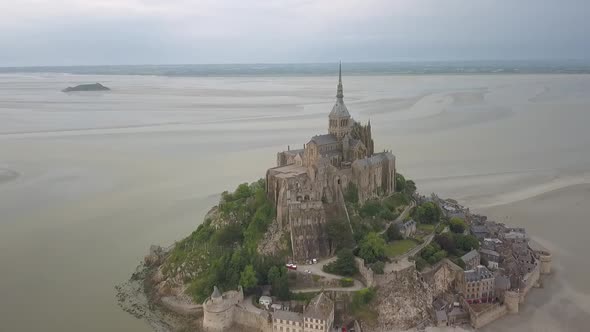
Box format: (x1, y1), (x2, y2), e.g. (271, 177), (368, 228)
(266, 64), (396, 262)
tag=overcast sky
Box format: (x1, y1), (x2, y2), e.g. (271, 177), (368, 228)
(1, 0), (588, 66)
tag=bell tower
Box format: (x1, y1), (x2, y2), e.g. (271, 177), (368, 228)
(329, 62), (351, 140)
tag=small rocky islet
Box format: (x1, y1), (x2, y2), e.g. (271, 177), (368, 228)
(62, 83), (110, 92)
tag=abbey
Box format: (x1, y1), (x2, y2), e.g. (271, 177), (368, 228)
(266, 64), (396, 262)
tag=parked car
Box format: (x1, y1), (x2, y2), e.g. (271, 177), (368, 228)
(286, 263), (297, 270)
(312, 258), (318, 264)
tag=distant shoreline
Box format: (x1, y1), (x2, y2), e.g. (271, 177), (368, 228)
(1, 60), (590, 77)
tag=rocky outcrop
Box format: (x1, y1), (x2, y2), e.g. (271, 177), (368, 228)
(257, 218), (289, 256)
(62, 83), (110, 92)
(365, 266), (433, 331)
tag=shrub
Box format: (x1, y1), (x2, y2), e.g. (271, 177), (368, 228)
(413, 202), (441, 224)
(344, 183), (359, 204)
(340, 278), (354, 287)
(351, 288), (377, 310)
(323, 248), (358, 276)
(371, 261), (385, 274)
(358, 232), (386, 264)
(414, 256), (428, 271)
(385, 224), (403, 242)
(359, 200), (385, 218)
(449, 217), (466, 234)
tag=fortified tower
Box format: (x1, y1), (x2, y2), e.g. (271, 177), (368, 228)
(504, 290), (520, 314)
(202, 286), (244, 331)
(538, 251), (552, 275)
(328, 62), (352, 140)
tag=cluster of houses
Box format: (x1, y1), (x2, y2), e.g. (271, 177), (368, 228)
(422, 194), (552, 329)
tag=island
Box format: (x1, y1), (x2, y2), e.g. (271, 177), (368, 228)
(62, 83), (110, 92)
(118, 64), (553, 332)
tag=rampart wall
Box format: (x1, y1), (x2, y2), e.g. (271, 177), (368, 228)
(461, 299), (507, 329)
(355, 257), (374, 287)
(233, 306), (272, 332)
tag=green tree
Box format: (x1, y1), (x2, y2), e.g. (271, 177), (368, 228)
(239, 264), (258, 291)
(326, 219), (354, 251)
(324, 248), (358, 276)
(405, 180), (417, 196)
(267, 266), (290, 300)
(455, 234), (480, 251)
(359, 200), (385, 218)
(358, 232), (386, 263)
(449, 217), (466, 234)
(395, 173), (406, 193)
(413, 202), (441, 224)
(434, 232), (456, 254)
(385, 224), (403, 242)
(344, 183), (359, 204)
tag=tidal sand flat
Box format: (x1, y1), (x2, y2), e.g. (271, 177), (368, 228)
(478, 184), (590, 332)
(1, 73), (590, 331)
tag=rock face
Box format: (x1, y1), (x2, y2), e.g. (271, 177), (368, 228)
(365, 266), (433, 331)
(62, 83), (110, 92)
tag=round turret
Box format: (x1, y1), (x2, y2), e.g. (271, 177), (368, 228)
(539, 251), (552, 275)
(203, 286), (235, 331)
(504, 290), (520, 314)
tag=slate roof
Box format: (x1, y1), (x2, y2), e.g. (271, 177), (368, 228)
(330, 99), (351, 118)
(310, 134), (338, 146)
(480, 248), (500, 259)
(304, 292), (334, 321)
(465, 266), (494, 282)
(352, 151), (395, 168)
(435, 310), (448, 322)
(211, 286), (221, 298)
(495, 275), (511, 290)
(461, 249), (480, 262)
(274, 310), (303, 322)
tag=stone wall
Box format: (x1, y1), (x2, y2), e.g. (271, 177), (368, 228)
(233, 306), (272, 332)
(520, 263), (540, 303)
(462, 300), (508, 329)
(289, 201), (329, 262)
(421, 259), (464, 299)
(354, 257), (374, 287)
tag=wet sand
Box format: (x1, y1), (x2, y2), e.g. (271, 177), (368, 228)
(1, 73), (590, 331)
(477, 184), (590, 332)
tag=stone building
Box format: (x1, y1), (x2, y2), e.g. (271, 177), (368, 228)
(267, 64), (396, 262)
(462, 266), (495, 304)
(273, 310), (303, 332)
(479, 248), (500, 270)
(399, 219), (417, 238)
(461, 250), (481, 270)
(271, 292), (334, 332)
(303, 293), (334, 332)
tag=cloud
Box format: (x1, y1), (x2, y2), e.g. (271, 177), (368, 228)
(0, 0), (588, 66)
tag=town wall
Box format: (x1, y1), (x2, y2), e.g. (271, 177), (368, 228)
(470, 304), (507, 329)
(520, 263), (540, 303)
(461, 298), (507, 329)
(233, 306), (272, 332)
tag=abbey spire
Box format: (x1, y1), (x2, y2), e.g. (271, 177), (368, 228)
(336, 61), (343, 99)
(329, 62), (351, 140)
